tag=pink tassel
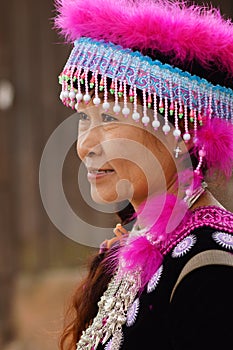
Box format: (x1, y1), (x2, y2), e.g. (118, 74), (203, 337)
(120, 236), (163, 291)
(194, 118), (233, 179)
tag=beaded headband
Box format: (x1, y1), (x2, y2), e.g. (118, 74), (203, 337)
(55, 0), (233, 179)
(59, 37), (233, 136)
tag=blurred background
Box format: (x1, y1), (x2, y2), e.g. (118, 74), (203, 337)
(1, 1), (233, 349)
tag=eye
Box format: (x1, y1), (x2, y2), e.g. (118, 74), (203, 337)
(77, 112), (89, 121)
(102, 113), (118, 123)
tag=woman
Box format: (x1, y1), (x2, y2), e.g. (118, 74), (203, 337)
(54, 1), (233, 349)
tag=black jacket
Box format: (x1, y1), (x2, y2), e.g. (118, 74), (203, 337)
(98, 207), (233, 350)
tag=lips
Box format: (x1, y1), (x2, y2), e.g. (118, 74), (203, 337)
(87, 167), (115, 181)
(89, 169), (114, 174)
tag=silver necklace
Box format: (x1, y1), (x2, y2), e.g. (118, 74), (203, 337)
(76, 268), (141, 350)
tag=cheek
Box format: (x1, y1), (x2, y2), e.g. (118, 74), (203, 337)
(110, 159), (148, 188)
(110, 150), (171, 197)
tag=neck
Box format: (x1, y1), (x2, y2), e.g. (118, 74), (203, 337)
(190, 189), (225, 211)
(131, 185), (225, 214)
(131, 178), (179, 212)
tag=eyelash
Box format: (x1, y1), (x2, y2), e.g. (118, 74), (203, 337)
(78, 112), (118, 123)
(78, 112), (89, 121)
(102, 114), (118, 123)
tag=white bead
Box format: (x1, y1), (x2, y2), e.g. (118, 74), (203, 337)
(60, 91), (65, 101)
(102, 102), (110, 111)
(132, 112), (140, 121)
(113, 104), (121, 114)
(69, 91), (76, 99)
(76, 93), (83, 102)
(173, 129), (181, 138)
(83, 94), (91, 103)
(122, 107), (130, 116)
(142, 116), (150, 125)
(63, 90), (69, 99)
(93, 97), (101, 105)
(152, 120), (160, 129)
(162, 124), (171, 133)
(183, 133), (191, 141)
(75, 103), (79, 111)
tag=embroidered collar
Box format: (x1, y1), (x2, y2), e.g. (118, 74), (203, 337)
(116, 204), (233, 290)
(162, 205), (233, 255)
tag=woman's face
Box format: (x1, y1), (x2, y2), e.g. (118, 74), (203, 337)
(77, 101), (179, 209)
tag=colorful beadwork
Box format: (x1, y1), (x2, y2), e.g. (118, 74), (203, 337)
(59, 38), (233, 122)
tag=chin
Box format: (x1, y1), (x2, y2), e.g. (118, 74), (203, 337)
(90, 186), (130, 204)
(90, 187), (118, 204)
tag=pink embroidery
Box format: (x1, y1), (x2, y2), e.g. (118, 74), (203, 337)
(162, 206), (233, 255)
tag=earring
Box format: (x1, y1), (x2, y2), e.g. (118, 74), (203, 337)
(174, 144), (182, 158)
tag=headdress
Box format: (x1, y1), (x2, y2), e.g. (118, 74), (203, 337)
(54, 0), (233, 282)
(55, 0), (233, 180)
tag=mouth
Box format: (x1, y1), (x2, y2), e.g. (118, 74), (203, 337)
(87, 168), (115, 181)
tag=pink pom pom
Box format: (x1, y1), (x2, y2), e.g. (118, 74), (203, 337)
(195, 118), (233, 179)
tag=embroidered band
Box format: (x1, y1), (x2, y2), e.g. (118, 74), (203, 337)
(59, 37), (233, 122)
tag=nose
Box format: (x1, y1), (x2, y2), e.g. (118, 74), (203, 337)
(77, 126), (103, 160)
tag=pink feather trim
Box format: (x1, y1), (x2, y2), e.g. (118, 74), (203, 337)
(117, 194), (190, 289)
(137, 193), (190, 236)
(120, 236), (163, 291)
(54, 0), (233, 76)
(194, 118), (233, 179)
